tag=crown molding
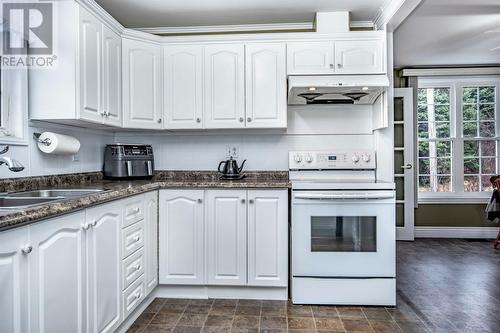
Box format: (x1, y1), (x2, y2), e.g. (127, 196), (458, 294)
(401, 67), (500, 77)
(373, 0), (422, 32)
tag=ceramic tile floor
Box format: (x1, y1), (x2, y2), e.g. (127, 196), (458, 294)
(128, 239), (500, 333)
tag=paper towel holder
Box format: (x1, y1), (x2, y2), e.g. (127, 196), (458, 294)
(33, 132), (51, 146)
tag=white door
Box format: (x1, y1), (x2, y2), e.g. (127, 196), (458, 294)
(247, 190), (288, 287)
(394, 88), (415, 240)
(159, 190), (205, 284)
(30, 212), (87, 333)
(79, 7), (102, 123)
(206, 190), (247, 285)
(286, 42), (334, 74)
(245, 43), (287, 128)
(86, 203), (122, 333)
(0, 227), (30, 333)
(164, 45), (203, 129)
(102, 24), (121, 127)
(122, 38), (163, 129)
(334, 40), (385, 74)
(144, 191), (158, 293)
(204, 44), (245, 129)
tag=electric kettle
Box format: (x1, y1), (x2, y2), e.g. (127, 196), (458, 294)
(218, 157), (246, 179)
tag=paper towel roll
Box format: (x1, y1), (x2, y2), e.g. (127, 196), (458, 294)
(37, 132), (81, 155)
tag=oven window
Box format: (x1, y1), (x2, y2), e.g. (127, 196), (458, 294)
(311, 216), (377, 252)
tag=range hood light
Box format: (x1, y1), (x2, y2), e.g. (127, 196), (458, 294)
(308, 87), (317, 91)
(362, 86), (369, 91)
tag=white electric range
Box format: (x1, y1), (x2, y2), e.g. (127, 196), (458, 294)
(289, 150), (396, 306)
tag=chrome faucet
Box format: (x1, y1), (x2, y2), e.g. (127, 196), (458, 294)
(0, 146), (24, 172)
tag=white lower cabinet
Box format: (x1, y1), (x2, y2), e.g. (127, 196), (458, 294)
(30, 211), (87, 333)
(86, 202), (122, 333)
(206, 190), (247, 285)
(0, 227), (30, 333)
(159, 190), (205, 284)
(144, 191), (159, 293)
(159, 189), (288, 288)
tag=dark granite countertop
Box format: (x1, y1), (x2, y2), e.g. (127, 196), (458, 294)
(0, 171), (290, 231)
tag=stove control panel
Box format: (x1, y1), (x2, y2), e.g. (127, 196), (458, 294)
(289, 151), (376, 169)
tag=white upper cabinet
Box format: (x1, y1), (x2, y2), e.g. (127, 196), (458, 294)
(159, 190), (205, 284)
(86, 203), (122, 333)
(144, 191), (159, 294)
(0, 227), (30, 333)
(204, 44), (245, 129)
(102, 25), (122, 127)
(287, 39), (385, 75)
(334, 40), (385, 74)
(79, 8), (102, 123)
(206, 190), (247, 285)
(29, 212), (87, 333)
(122, 38), (163, 129)
(245, 43), (287, 128)
(287, 42), (334, 74)
(247, 190), (288, 287)
(164, 45), (203, 129)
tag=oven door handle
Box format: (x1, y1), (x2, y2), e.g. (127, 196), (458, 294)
(294, 192), (394, 200)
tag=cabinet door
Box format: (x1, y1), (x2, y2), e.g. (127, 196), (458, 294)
(247, 190), (288, 286)
(164, 45), (203, 129)
(334, 40), (385, 74)
(122, 38), (163, 129)
(144, 191), (158, 293)
(206, 190), (247, 285)
(204, 44), (245, 129)
(86, 202), (122, 333)
(0, 227), (30, 333)
(102, 24), (122, 127)
(30, 212), (87, 333)
(286, 42), (334, 74)
(245, 43), (287, 128)
(159, 190), (205, 284)
(79, 7), (102, 123)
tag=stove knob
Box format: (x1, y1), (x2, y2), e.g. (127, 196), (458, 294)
(352, 155), (360, 163)
(362, 154), (371, 162)
(305, 154), (313, 163)
(294, 154), (303, 163)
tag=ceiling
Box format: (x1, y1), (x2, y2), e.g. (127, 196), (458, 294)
(94, 0), (390, 28)
(394, 0), (500, 67)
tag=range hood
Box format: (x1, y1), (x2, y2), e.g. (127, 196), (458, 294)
(288, 75), (389, 105)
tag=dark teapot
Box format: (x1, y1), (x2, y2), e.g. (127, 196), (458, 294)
(218, 157), (246, 177)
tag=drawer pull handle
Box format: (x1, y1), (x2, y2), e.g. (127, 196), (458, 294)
(133, 235), (140, 242)
(132, 207), (140, 213)
(134, 264), (141, 271)
(21, 245), (32, 255)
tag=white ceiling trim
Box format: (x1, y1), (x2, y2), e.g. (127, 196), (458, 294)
(401, 67), (500, 77)
(373, 0), (423, 31)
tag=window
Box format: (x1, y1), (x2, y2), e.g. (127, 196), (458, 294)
(417, 77), (499, 201)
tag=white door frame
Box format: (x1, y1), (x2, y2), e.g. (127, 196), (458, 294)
(395, 88), (415, 240)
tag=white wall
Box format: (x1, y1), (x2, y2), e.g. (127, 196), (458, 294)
(0, 123), (114, 179)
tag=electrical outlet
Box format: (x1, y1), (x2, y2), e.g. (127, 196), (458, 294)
(226, 145), (239, 158)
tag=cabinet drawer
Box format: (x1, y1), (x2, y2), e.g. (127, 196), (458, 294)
(122, 274), (145, 318)
(123, 196), (145, 228)
(122, 220), (144, 259)
(122, 248), (145, 290)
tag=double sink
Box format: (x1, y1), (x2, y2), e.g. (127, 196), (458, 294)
(0, 189), (107, 209)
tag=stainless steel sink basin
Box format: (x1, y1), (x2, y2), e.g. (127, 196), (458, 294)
(7, 189), (105, 198)
(0, 197), (62, 209)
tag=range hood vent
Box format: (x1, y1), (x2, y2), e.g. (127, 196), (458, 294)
(288, 75), (389, 105)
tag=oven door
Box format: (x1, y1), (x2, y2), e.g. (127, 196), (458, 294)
(292, 190), (395, 278)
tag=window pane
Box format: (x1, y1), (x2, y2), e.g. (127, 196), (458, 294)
(418, 141), (429, 157)
(481, 176), (494, 191)
(435, 122), (450, 138)
(435, 105), (450, 121)
(463, 122), (477, 137)
(479, 121), (496, 137)
(479, 104), (495, 120)
(436, 141), (451, 157)
(463, 87), (478, 103)
(417, 105), (428, 121)
(418, 123), (429, 139)
(434, 88), (450, 104)
(463, 104), (477, 121)
(464, 158), (480, 174)
(481, 140), (497, 157)
(417, 88), (427, 105)
(479, 87), (495, 104)
(419, 158), (430, 174)
(481, 158), (496, 174)
(464, 176), (480, 192)
(437, 158), (451, 174)
(419, 176), (430, 192)
(464, 140), (479, 157)
(437, 176), (451, 192)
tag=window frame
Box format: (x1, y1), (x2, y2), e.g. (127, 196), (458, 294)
(417, 76), (500, 204)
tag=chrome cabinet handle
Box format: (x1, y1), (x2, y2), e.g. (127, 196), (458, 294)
(247, 117), (252, 123)
(329, 64), (334, 69)
(134, 263), (141, 271)
(157, 118), (162, 123)
(133, 207), (140, 213)
(401, 163), (413, 170)
(91, 220), (97, 227)
(133, 235), (140, 242)
(337, 63), (343, 68)
(21, 245), (32, 255)
(239, 117), (244, 123)
(241, 199), (246, 203)
(197, 198), (203, 203)
(134, 292), (141, 300)
(82, 223), (91, 230)
(106, 111), (111, 117)
(249, 199), (254, 204)
(196, 118), (201, 123)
